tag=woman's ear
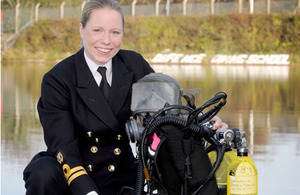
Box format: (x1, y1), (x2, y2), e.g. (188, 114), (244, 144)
(79, 23), (83, 39)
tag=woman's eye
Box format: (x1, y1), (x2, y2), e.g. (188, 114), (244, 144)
(112, 31), (122, 36)
(93, 29), (101, 33)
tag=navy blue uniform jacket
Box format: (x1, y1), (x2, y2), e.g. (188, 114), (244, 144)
(37, 48), (154, 194)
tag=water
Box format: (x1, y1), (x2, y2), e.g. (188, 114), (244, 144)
(1, 62), (300, 195)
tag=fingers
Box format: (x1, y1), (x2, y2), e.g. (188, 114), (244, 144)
(211, 116), (228, 131)
(216, 122), (228, 130)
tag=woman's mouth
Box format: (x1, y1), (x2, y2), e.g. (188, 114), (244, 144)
(96, 47), (111, 53)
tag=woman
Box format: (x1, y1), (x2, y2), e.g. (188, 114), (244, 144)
(23, 0), (228, 194)
(23, 0), (154, 194)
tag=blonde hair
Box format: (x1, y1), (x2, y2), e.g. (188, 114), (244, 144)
(81, 0), (124, 29)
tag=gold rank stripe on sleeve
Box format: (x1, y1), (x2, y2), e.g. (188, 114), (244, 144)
(67, 170), (88, 186)
(62, 164), (88, 186)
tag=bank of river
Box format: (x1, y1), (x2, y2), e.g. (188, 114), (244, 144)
(2, 14), (300, 64)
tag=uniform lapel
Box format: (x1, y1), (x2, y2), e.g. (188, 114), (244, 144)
(108, 55), (133, 115)
(74, 49), (121, 131)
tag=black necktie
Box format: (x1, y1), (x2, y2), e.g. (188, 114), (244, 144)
(97, 66), (110, 100)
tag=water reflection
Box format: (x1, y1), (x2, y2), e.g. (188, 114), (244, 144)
(1, 62), (300, 194)
(211, 65), (289, 81)
(153, 64), (290, 81)
(1, 63), (50, 195)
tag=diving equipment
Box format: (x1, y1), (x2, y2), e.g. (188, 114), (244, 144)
(124, 72), (256, 195)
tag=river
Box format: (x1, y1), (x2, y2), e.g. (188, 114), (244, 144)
(1, 62), (300, 194)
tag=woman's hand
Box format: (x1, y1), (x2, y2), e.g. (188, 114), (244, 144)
(211, 115), (228, 131)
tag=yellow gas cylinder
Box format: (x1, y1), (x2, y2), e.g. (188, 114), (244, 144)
(208, 150), (237, 195)
(227, 148), (258, 195)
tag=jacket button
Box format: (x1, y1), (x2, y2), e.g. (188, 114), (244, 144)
(87, 165), (93, 172)
(116, 134), (122, 140)
(56, 152), (64, 164)
(87, 131), (93, 137)
(90, 146), (98, 153)
(108, 165), (115, 172)
(114, 148), (121, 155)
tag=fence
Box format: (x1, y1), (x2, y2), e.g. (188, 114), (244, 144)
(1, 0), (300, 53)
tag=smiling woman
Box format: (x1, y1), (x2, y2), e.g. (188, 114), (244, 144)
(22, 0), (155, 195)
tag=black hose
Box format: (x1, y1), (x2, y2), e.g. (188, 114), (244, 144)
(145, 116), (213, 138)
(135, 150), (145, 195)
(144, 104), (194, 133)
(186, 92), (227, 127)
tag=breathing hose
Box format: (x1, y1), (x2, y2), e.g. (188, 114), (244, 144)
(135, 150), (144, 195)
(186, 92), (227, 127)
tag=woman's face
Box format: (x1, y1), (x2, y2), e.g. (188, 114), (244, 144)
(80, 8), (123, 65)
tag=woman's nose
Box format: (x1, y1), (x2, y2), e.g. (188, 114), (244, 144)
(101, 32), (110, 44)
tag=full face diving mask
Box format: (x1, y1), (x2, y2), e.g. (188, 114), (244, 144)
(131, 72), (182, 119)
(125, 73), (182, 143)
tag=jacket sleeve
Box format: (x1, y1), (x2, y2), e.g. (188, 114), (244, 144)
(38, 69), (99, 195)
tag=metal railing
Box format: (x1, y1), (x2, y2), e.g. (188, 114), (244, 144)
(1, 0), (300, 53)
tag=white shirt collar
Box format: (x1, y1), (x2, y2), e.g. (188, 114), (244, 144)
(84, 51), (112, 86)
